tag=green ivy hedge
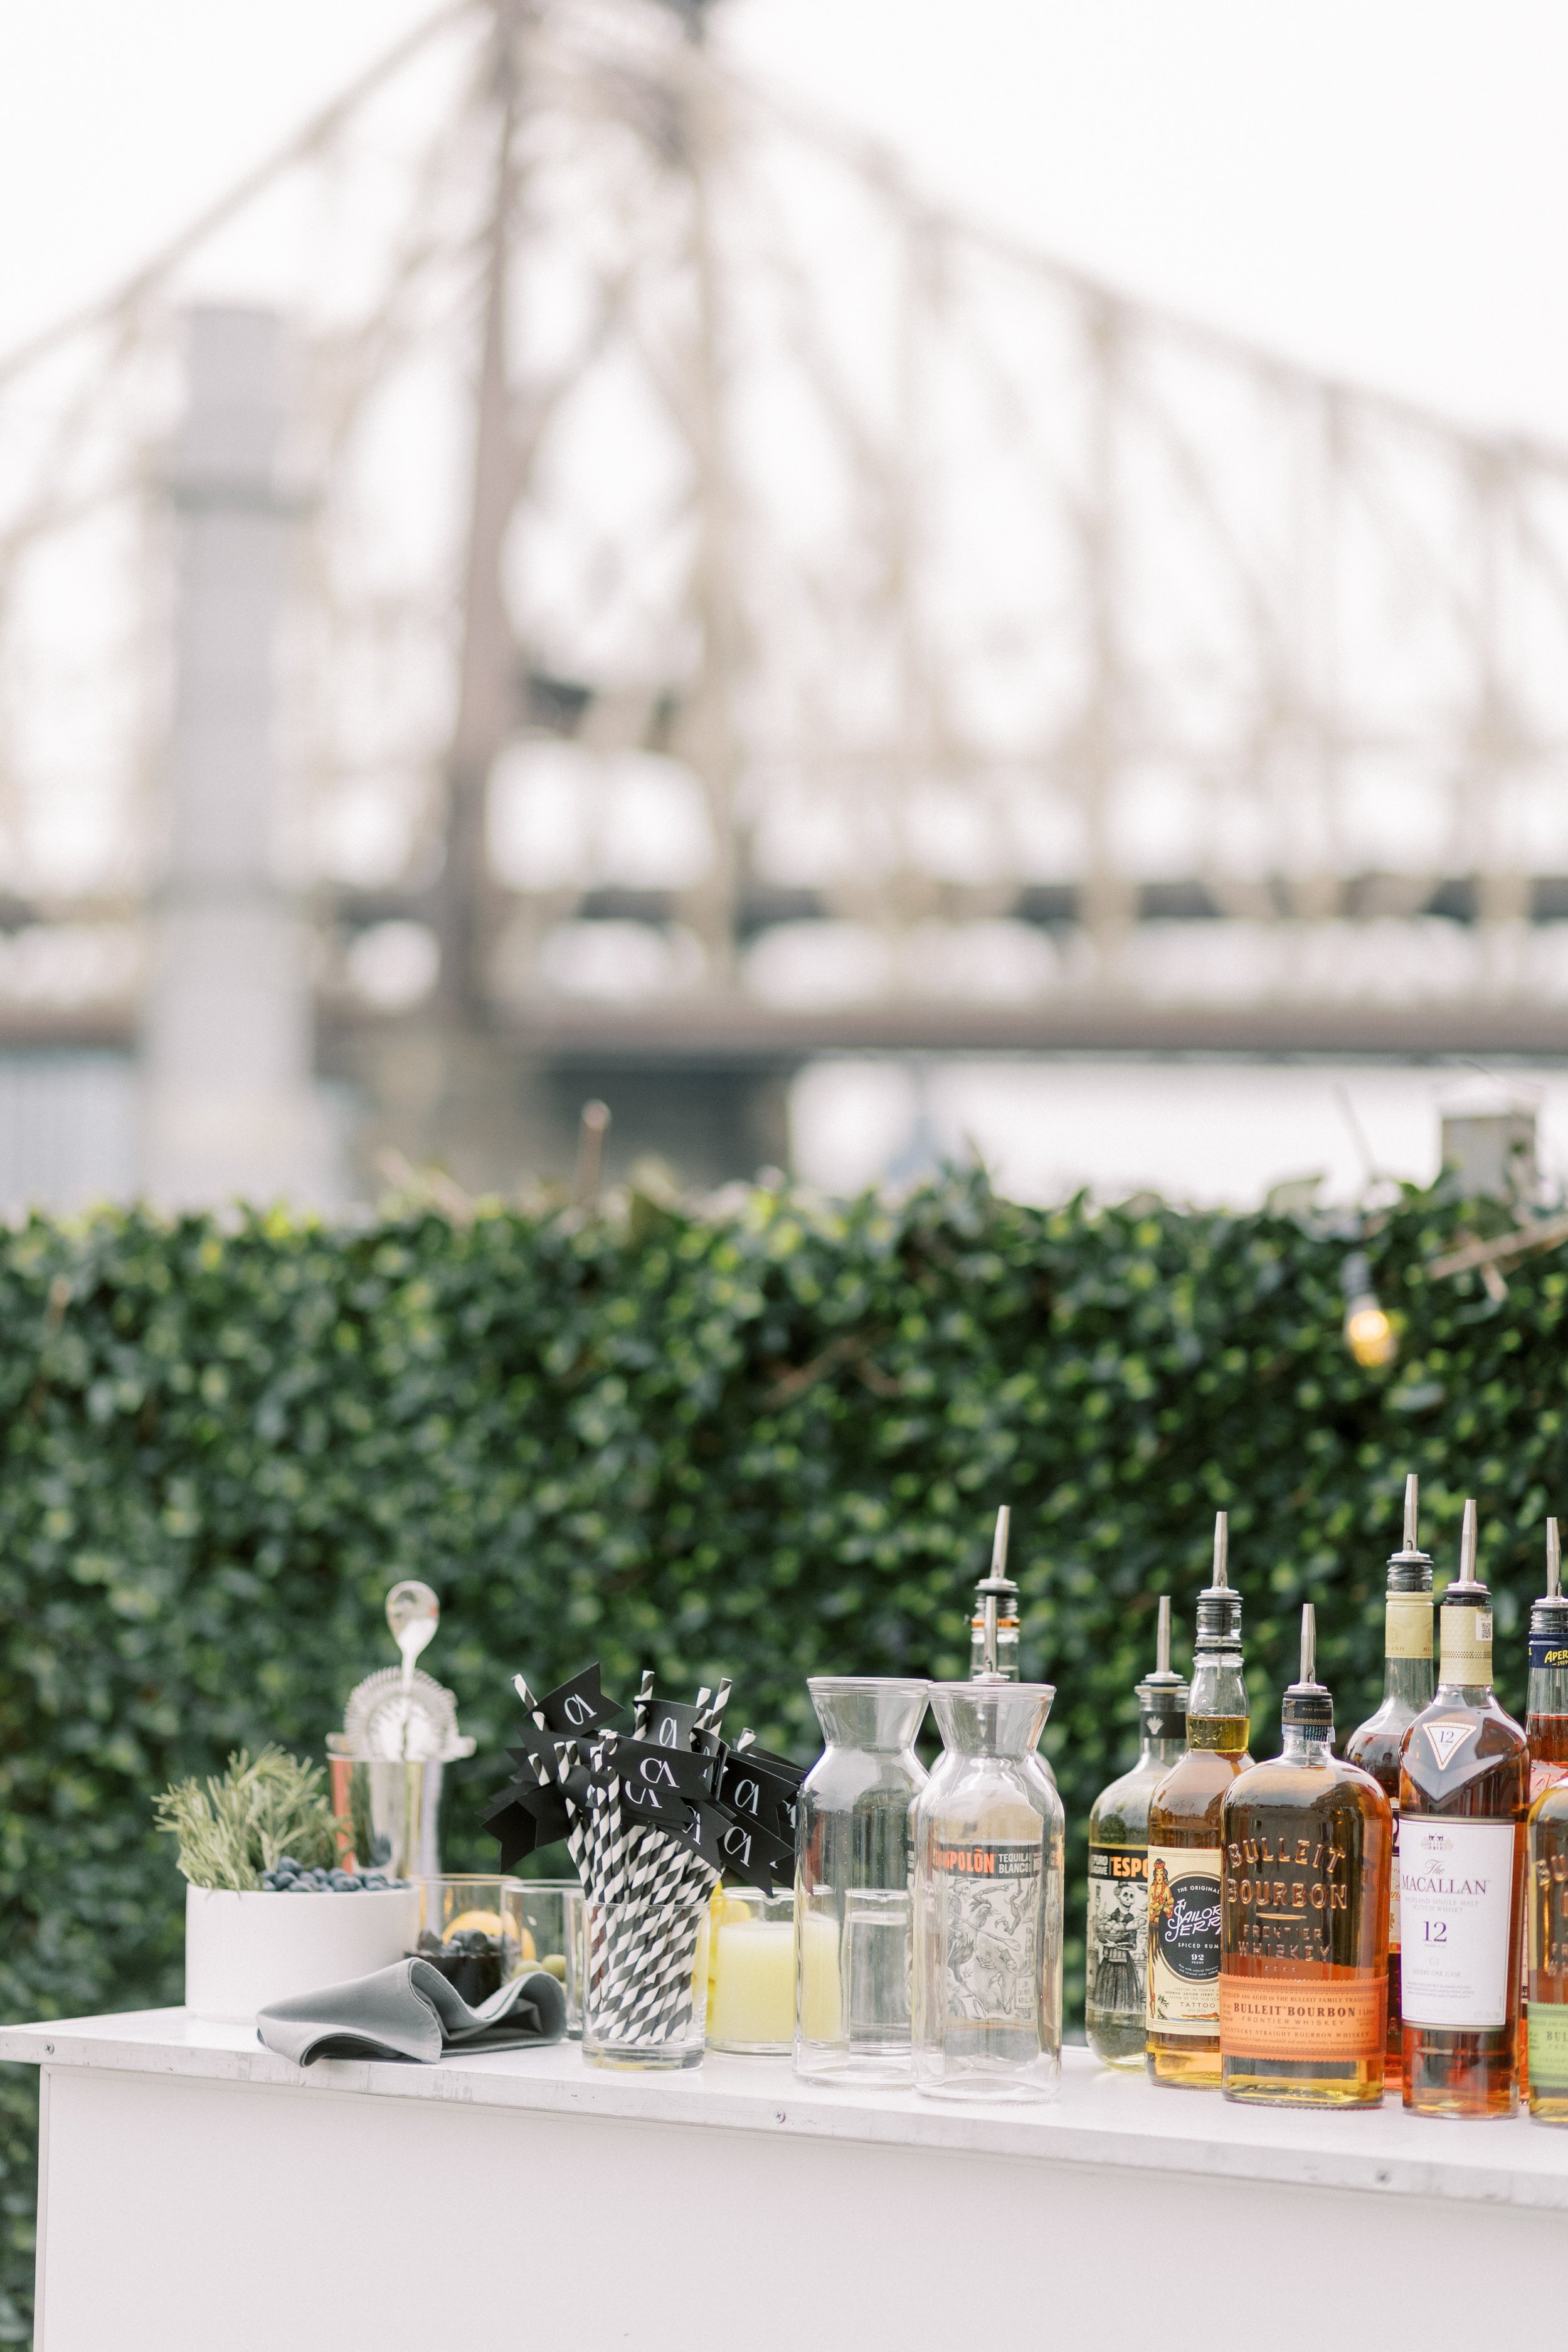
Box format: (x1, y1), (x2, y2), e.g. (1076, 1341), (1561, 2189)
(0, 1173), (1560, 2333)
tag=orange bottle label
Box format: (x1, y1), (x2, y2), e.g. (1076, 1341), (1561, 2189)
(1219, 1973), (1385, 2062)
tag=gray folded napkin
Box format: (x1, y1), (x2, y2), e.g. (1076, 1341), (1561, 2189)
(257, 1956), (567, 2066)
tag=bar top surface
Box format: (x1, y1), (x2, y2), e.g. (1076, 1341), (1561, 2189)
(4, 2008), (1567, 2211)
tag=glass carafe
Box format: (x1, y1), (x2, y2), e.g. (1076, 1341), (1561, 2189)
(913, 1682), (1063, 2102)
(794, 1677), (930, 2084)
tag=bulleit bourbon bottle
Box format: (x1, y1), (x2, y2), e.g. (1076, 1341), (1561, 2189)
(1344, 1473), (1434, 2061)
(1399, 1497), (1528, 2119)
(1220, 1604), (1392, 2107)
(1146, 1513), (1251, 2090)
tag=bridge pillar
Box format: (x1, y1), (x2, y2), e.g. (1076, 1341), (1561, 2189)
(139, 306), (339, 1207)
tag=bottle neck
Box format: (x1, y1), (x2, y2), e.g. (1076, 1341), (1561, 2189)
(1382, 1652), (1434, 1709)
(1187, 1649), (1249, 1752)
(968, 1616), (1019, 1680)
(1527, 1666), (1568, 1725)
(1138, 1730), (1187, 1771)
(1280, 1721), (1332, 1762)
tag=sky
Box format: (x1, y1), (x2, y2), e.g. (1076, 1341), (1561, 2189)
(3, 0), (1568, 440)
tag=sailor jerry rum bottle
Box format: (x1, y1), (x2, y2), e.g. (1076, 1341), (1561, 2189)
(1524, 1520), (1568, 2113)
(1146, 1515), (1251, 2090)
(1220, 1605), (1392, 2106)
(1345, 1474), (1434, 2059)
(1399, 1498), (1528, 2119)
(1085, 1597), (1189, 2066)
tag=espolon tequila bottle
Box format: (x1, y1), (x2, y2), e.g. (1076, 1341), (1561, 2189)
(1399, 1498), (1528, 2120)
(1522, 1518), (1568, 2104)
(1220, 1605), (1392, 2107)
(1345, 1473), (1434, 2060)
(1086, 1597), (1188, 2066)
(1146, 1514), (1252, 2090)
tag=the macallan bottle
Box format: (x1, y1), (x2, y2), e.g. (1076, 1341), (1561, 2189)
(1220, 1604), (1392, 2107)
(1085, 1597), (1189, 2067)
(1344, 1473), (1434, 2060)
(1399, 1497), (1529, 2119)
(1146, 1513), (1252, 2090)
(1522, 1518), (1568, 2102)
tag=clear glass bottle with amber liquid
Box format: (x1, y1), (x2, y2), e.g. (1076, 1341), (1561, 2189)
(1220, 1604), (1392, 2107)
(1146, 1514), (1251, 2090)
(968, 1505), (1020, 1682)
(1085, 1596), (1189, 2066)
(1345, 1473), (1433, 2061)
(1523, 1518), (1568, 2110)
(1527, 1774), (1568, 2124)
(1399, 1498), (1528, 2119)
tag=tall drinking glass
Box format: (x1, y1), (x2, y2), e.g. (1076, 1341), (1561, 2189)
(794, 1677), (930, 2084)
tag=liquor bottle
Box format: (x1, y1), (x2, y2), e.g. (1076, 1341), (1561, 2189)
(1522, 1518), (1568, 2101)
(1085, 1597), (1189, 2067)
(968, 1505), (1020, 1680)
(1219, 1604), (1392, 2107)
(1399, 1497), (1529, 2119)
(1344, 1473), (1433, 2060)
(1526, 1772), (1568, 2124)
(1146, 1513), (1252, 2090)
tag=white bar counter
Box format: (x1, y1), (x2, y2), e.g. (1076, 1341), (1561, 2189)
(4, 2010), (1565, 2349)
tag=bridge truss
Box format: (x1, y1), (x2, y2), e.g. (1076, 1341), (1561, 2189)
(2, 0), (1568, 1190)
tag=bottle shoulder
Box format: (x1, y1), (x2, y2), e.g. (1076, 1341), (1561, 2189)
(1400, 1691), (1529, 1813)
(1344, 1695), (1423, 1773)
(1148, 1747), (1252, 1836)
(1222, 1753), (1391, 1828)
(1528, 1775), (1568, 1829)
(1089, 1761), (1162, 1843)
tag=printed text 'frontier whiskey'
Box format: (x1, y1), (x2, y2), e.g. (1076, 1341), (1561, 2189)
(1220, 1604), (1391, 2107)
(1345, 1473), (1433, 2060)
(1399, 1498), (1528, 2120)
(1146, 1513), (1251, 2091)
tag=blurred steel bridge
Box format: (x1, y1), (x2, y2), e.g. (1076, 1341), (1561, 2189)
(3, 0), (1568, 1191)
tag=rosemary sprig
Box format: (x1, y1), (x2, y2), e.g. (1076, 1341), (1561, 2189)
(154, 1747), (341, 1891)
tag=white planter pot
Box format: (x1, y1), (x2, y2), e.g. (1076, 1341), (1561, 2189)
(184, 1884), (421, 2025)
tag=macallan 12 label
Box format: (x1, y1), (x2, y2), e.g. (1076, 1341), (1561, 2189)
(1146, 1844), (1222, 2034)
(1400, 1818), (1517, 2029)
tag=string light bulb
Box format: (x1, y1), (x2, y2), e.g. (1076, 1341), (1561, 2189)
(1342, 1251), (1397, 1369)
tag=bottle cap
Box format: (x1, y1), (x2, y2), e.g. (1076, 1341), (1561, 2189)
(1385, 1472), (1434, 1594)
(972, 1506), (1017, 1680)
(1441, 1496), (1489, 1611)
(1136, 1594), (1189, 1738)
(1194, 1512), (1242, 1650)
(1529, 1517), (1568, 1663)
(1281, 1602), (1333, 1732)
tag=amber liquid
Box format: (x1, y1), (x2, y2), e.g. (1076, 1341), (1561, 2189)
(1147, 1715), (1251, 2090)
(1527, 1784), (1568, 2125)
(1521, 1713), (1568, 2099)
(1220, 1752), (1391, 2109)
(1400, 1693), (1528, 2120)
(1345, 1651), (1431, 2062)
